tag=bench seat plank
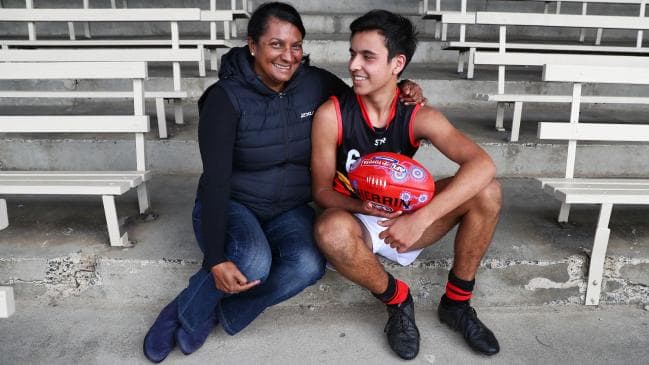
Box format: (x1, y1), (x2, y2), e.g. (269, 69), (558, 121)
(0, 91), (186, 98)
(538, 122), (649, 142)
(0, 116), (149, 133)
(0, 171), (151, 186)
(474, 51), (649, 68)
(542, 182), (649, 200)
(443, 41), (649, 54)
(476, 93), (649, 104)
(0, 39), (235, 48)
(477, 12), (649, 29)
(539, 177), (649, 188)
(0, 180), (131, 195)
(0, 48), (202, 62)
(0, 8), (201, 22)
(554, 188), (649, 204)
(476, 93), (572, 103)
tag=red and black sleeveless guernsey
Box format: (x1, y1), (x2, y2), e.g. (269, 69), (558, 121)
(331, 88), (423, 197)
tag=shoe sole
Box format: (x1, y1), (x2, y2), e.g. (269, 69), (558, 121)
(143, 331), (172, 363)
(438, 314), (499, 356)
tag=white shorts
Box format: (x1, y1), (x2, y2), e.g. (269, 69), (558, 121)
(354, 213), (424, 266)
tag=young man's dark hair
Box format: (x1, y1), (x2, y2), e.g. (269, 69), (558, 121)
(349, 10), (418, 77)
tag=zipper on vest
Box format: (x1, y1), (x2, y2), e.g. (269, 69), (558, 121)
(279, 91), (289, 214)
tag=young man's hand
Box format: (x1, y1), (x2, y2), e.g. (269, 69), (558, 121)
(211, 261), (260, 294)
(377, 212), (429, 252)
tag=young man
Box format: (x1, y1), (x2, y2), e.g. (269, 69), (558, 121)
(311, 10), (502, 360)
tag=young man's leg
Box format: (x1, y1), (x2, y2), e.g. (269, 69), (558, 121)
(314, 208), (420, 360)
(408, 177), (502, 355)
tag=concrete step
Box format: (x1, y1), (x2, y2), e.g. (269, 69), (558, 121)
(2, 176), (648, 311)
(2, 97), (649, 177)
(1, 297), (648, 364)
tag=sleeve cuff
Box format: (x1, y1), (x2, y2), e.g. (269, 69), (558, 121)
(202, 255), (227, 272)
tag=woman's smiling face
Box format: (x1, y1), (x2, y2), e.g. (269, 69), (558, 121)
(248, 17), (304, 92)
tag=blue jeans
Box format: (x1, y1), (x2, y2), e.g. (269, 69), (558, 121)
(177, 199), (325, 335)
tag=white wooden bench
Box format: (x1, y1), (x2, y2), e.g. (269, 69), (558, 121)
(99, 0), (248, 70)
(535, 0), (648, 44)
(420, 0), (647, 43)
(420, 0), (473, 41)
(473, 51), (649, 141)
(0, 48), (203, 138)
(0, 8), (235, 75)
(97, 0), (250, 39)
(444, 10), (649, 78)
(0, 61), (152, 247)
(537, 63), (649, 305)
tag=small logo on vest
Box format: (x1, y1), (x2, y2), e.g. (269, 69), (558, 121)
(300, 111), (314, 118)
(374, 137), (387, 146)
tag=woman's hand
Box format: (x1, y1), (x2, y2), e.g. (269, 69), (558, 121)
(211, 261), (260, 294)
(398, 79), (427, 106)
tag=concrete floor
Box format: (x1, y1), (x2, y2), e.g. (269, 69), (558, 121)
(1, 296), (648, 364)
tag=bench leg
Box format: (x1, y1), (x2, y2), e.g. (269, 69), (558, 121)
(155, 98), (168, 139)
(198, 45), (206, 77)
(102, 195), (129, 247)
(595, 28), (603, 45)
(210, 49), (219, 72)
(510, 101), (523, 142)
(457, 51), (465, 73)
(0, 286), (15, 318)
(585, 203), (613, 306)
(467, 48), (476, 79)
(83, 22), (91, 39)
(495, 102), (506, 132)
(174, 100), (184, 125)
(558, 202), (571, 223)
(0, 199), (8, 230)
(137, 183), (151, 215)
(224, 21), (231, 40)
(231, 20), (238, 38)
(68, 22), (76, 40)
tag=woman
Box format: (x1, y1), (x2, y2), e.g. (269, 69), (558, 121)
(143, 2), (425, 362)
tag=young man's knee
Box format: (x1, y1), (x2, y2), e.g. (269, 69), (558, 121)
(475, 179), (502, 216)
(314, 208), (359, 254)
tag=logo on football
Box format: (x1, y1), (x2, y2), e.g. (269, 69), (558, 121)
(348, 152), (435, 213)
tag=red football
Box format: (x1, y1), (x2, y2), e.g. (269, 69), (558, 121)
(348, 152), (435, 213)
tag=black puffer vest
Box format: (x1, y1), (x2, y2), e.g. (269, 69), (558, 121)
(203, 46), (338, 220)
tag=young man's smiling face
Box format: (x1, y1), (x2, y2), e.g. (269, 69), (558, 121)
(348, 30), (405, 96)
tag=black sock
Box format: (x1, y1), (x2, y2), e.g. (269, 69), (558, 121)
(372, 273), (410, 305)
(441, 269), (475, 307)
